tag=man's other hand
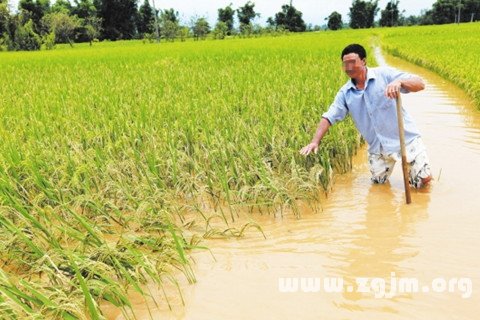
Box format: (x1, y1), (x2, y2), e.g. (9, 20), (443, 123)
(385, 80), (402, 99)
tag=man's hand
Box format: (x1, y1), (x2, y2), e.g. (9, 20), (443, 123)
(385, 80), (402, 99)
(301, 118), (330, 156)
(300, 142), (319, 156)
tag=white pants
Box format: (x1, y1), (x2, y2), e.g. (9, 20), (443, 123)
(368, 138), (431, 188)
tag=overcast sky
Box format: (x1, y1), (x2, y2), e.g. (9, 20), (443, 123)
(7, 0), (436, 26)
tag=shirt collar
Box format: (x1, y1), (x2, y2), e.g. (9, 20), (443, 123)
(346, 67), (376, 90)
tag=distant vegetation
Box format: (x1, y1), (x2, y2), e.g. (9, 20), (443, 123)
(1, 0), (480, 51)
(1, 13), (480, 320)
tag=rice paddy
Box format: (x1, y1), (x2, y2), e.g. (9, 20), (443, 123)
(1, 22), (479, 318)
(0, 32), (365, 318)
(380, 22), (480, 109)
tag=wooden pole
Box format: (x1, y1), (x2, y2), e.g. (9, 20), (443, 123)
(396, 94), (412, 204)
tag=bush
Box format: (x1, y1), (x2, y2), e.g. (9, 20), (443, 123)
(14, 19), (41, 51)
(0, 33), (14, 51)
(43, 31), (55, 50)
(142, 32), (155, 43)
(213, 21), (228, 40)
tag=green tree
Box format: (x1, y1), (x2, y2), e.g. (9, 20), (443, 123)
(83, 16), (101, 44)
(419, 9), (435, 25)
(43, 30), (55, 49)
(14, 18), (41, 50)
(72, 0), (96, 19)
(161, 19), (178, 41)
(240, 21), (252, 36)
(427, 0), (480, 24)
(96, 0), (137, 40)
(213, 20), (228, 39)
(192, 16), (209, 40)
(137, 0), (154, 35)
(51, 0), (72, 14)
(252, 22), (263, 36)
(41, 11), (81, 45)
(0, 0), (10, 36)
(218, 4), (234, 35)
(159, 8), (178, 41)
(161, 8), (178, 24)
(273, 4), (306, 32)
(399, 14), (421, 26)
(18, 0), (50, 33)
(349, 0), (379, 29)
(379, 0), (400, 26)
(327, 11), (343, 30)
(178, 25), (189, 41)
(462, 0), (480, 22)
(0, 1), (14, 50)
(237, 1), (258, 33)
(266, 16), (275, 27)
(432, 0), (458, 23)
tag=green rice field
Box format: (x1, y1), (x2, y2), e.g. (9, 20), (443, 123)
(0, 22), (479, 318)
(380, 22), (480, 109)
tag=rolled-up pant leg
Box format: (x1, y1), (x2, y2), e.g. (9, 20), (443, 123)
(407, 138), (432, 188)
(368, 153), (396, 184)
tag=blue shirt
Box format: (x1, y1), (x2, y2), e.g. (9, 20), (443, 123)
(322, 67), (421, 154)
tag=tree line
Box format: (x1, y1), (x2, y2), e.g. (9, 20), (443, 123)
(342, 0), (480, 30)
(1, 0), (479, 51)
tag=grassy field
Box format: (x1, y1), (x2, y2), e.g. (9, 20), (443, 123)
(379, 22), (480, 109)
(0, 32), (367, 318)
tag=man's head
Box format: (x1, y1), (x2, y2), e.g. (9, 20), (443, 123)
(341, 44), (367, 61)
(341, 44), (367, 79)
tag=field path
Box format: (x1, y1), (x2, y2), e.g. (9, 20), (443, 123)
(107, 48), (480, 320)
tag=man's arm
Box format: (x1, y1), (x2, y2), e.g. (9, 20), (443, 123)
(386, 75), (425, 99)
(300, 89), (347, 156)
(299, 117), (331, 155)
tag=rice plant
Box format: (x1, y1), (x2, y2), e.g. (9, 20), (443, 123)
(380, 22), (480, 109)
(0, 31), (371, 317)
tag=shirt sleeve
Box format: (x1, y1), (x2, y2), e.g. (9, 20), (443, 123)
(385, 67), (416, 94)
(321, 90), (348, 126)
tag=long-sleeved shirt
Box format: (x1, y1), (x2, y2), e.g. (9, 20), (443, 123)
(322, 67), (421, 154)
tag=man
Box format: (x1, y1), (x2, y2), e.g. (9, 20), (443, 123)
(300, 44), (432, 188)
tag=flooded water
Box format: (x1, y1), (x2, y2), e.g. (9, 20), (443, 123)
(104, 50), (480, 319)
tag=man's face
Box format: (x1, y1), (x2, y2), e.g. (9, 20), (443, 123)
(342, 53), (366, 79)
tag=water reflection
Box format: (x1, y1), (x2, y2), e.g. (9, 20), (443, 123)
(341, 183), (430, 304)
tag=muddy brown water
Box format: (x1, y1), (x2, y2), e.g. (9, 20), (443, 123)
(104, 50), (480, 319)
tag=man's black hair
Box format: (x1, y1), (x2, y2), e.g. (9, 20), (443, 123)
(341, 44), (367, 60)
